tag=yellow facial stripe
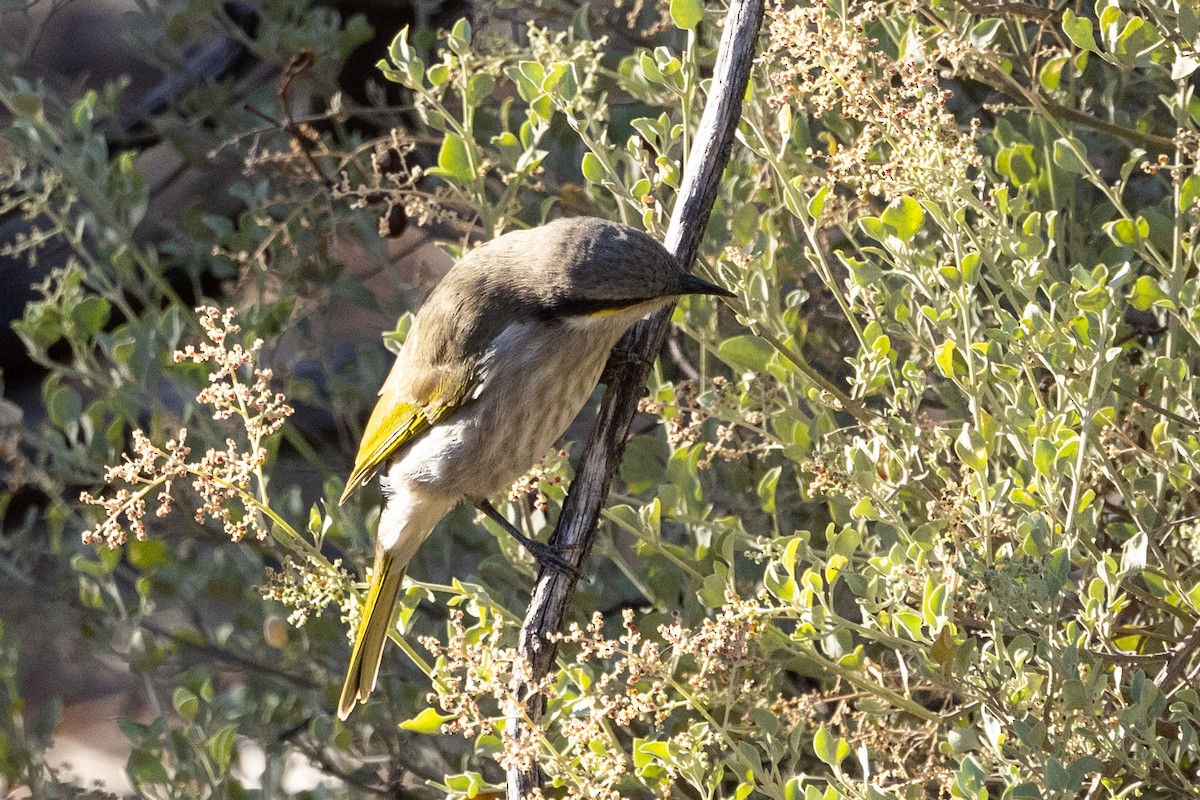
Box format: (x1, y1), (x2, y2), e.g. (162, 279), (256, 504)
(587, 306), (628, 318)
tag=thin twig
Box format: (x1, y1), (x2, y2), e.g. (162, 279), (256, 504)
(1112, 382), (1199, 430)
(276, 50), (335, 188)
(503, 1), (767, 797)
(943, 0), (1057, 21)
(1154, 623), (1200, 694)
(138, 618), (320, 689)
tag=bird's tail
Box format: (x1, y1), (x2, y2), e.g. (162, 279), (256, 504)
(338, 547), (405, 720)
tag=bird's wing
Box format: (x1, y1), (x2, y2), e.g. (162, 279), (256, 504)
(339, 356), (477, 505)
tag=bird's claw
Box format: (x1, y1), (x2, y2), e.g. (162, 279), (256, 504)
(518, 537), (583, 579)
(473, 498), (583, 579)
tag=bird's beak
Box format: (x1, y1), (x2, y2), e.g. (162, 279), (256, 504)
(679, 274), (735, 298)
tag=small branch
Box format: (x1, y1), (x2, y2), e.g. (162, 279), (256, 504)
(503, 1), (767, 797)
(665, 327), (702, 382)
(1112, 382), (1199, 430)
(946, 0), (1057, 22)
(138, 618), (320, 689)
(1036, 91), (1177, 153)
(1154, 622), (1200, 694)
(277, 51), (336, 189)
(976, 59), (1177, 153)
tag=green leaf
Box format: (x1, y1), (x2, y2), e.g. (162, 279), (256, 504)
(47, 385), (82, 428)
(172, 687), (199, 719)
(69, 92), (96, 133)
(388, 26), (413, 64)
(1063, 9), (1098, 52)
(1053, 137), (1090, 175)
(670, 0), (704, 30)
(622, 434), (666, 493)
(465, 73), (495, 107)
(1068, 756), (1102, 786)
(1008, 633), (1034, 667)
(934, 340), (958, 379)
(385, 28), (424, 87)
(922, 578), (948, 627)
(955, 424), (987, 472)
(813, 726), (849, 768)
(881, 196), (924, 242)
(960, 252), (980, 284)
(1186, 580), (1200, 614)
(1033, 438), (1055, 477)
(128, 749), (171, 785)
(718, 335), (773, 373)
(954, 756), (987, 799)
(128, 539), (170, 570)
(757, 466), (782, 513)
(444, 772), (486, 796)
(69, 293), (111, 335)
(1074, 284), (1110, 312)
(858, 216), (885, 241)
(1039, 54), (1069, 90)
(1182, 175), (1200, 213)
(206, 724), (238, 771)
(640, 52), (664, 83)
(542, 63), (569, 94)
(997, 143), (1037, 185)
(1104, 216), (1149, 246)
(1129, 275), (1175, 310)
(1045, 756), (1073, 792)
(506, 61), (546, 103)
(807, 185), (830, 220)
(447, 17), (473, 54)
(427, 62), (450, 86)
(12, 91), (44, 119)
(894, 609), (924, 640)
(969, 18), (1003, 47)
(435, 134), (474, 185)
(581, 152), (607, 184)
(850, 496), (877, 520)
(700, 563), (729, 607)
(400, 707), (456, 734)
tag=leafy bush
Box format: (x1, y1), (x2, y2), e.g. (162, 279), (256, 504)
(4, 0), (1200, 797)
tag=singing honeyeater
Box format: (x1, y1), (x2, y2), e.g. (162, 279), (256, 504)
(336, 216), (732, 718)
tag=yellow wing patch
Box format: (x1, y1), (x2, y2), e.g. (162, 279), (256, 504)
(339, 371), (473, 505)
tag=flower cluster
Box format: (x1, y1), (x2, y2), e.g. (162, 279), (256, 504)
(419, 610), (543, 742)
(80, 306), (293, 546)
(173, 306), (292, 439)
(260, 555), (353, 627)
(420, 596), (778, 799)
(80, 429), (192, 546)
(507, 448), (571, 512)
(763, 0), (982, 202)
(639, 376), (777, 468)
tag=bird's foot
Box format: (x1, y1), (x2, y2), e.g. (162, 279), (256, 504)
(474, 499), (582, 578)
(516, 536), (582, 578)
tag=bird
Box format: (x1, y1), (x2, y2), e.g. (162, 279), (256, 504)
(336, 216), (733, 719)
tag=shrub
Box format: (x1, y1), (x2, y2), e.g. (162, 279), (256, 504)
(4, 0), (1200, 796)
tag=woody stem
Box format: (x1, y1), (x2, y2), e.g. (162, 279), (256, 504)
(504, 0), (768, 796)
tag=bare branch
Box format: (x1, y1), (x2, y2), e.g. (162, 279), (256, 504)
(503, 0), (767, 796)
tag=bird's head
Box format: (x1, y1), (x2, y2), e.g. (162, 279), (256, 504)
(537, 217), (733, 321)
(464, 217), (733, 326)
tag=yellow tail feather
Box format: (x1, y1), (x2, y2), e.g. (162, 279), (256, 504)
(338, 549), (405, 720)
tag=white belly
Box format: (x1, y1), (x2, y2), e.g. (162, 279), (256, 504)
(387, 319), (621, 500)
